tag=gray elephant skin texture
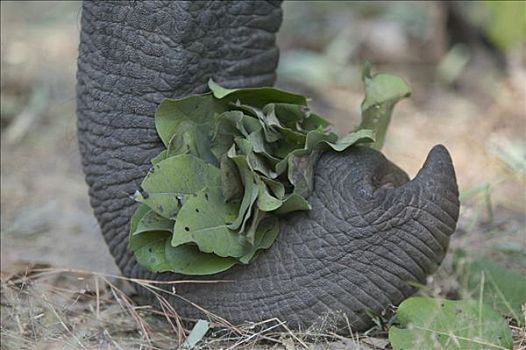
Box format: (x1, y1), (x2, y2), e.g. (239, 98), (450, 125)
(76, 1), (460, 332)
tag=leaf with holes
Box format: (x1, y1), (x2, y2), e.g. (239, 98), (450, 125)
(172, 186), (250, 258)
(138, 154), (221, 219)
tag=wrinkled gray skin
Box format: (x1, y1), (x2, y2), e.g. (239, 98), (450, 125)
(77, 1), (459, 332)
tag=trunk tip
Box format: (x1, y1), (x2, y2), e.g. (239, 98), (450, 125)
(415, 145), (458, 199)
(421, 144), (455, 177)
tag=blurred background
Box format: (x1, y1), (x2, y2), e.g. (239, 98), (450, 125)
(1, 0), (525, 301)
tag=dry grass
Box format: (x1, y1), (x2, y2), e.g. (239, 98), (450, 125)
(2, 236), (524, 350)
(0, 266), (391, 349)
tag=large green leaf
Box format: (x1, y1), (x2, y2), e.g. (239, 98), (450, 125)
(138, 154), (221, 218)
(129, 205), (237, 275)
(130, 230), (237, 275)
(165, 122), (217, 165)
(455, 252), (526, 325)
(359, 64), (411, 150)
(172, 186), (250, 258)
(389, 297), (513, 350)
(164, 242), (238, 276)
(128, 231), (175, 272)
(208, 79), (307, 107)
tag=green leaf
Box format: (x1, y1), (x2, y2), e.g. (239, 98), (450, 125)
(165, 122), (217, 165)
(211, 110), (258, 159)
(129, 204), (151, 238)
(455, 252), (526, 325)
(128, 231), (175, 272)
(172, 186), (250, 258)
(389, 297), (513, 350)
(133, 209), (173, 235)
(129, 205), (237, 275)
(138, 154), (221, 218)
(226, 148), (260, 233)
(133, 191), (184, 220)
(155, 94), (231, 166)
(155, 94), (226, 148)
(262, 177), (285, 200)
(164, 242), (238, 275)
(274, 129), (337, 176)
(325, 128), (376, 151)
(234, 103), (283, 143)
(235, 137), (277, 178)
(151, 150), (168, 165)
(246, 129), (281, 166)
(264, 103), (308, 129)
(287, 149), (321, 198)
(302, 112), (332, 131)
(359, 64), (411, 150)
(239, 215), (279, 263)
(183, 320), (209, 349)
(208, 79), (307, 107)
(130, 230), (237, 275)
(274, 193), (312, 215)
(220, 155), (243, 202)
(256, 179), (283, 212)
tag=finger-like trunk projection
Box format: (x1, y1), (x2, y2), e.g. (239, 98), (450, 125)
(76, 1), (459, 331)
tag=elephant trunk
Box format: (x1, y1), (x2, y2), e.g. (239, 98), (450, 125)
(127, 146), (459, 332)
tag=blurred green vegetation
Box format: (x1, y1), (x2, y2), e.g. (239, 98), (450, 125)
(484, 0), (526, 50)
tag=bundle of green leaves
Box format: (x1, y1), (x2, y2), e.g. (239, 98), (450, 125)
(128, 66), (411, 275)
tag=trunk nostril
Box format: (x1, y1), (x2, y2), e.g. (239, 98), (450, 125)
(372, 172), (409, 192)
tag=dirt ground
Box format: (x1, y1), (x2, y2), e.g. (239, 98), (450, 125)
(1, 2), (525, 349)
